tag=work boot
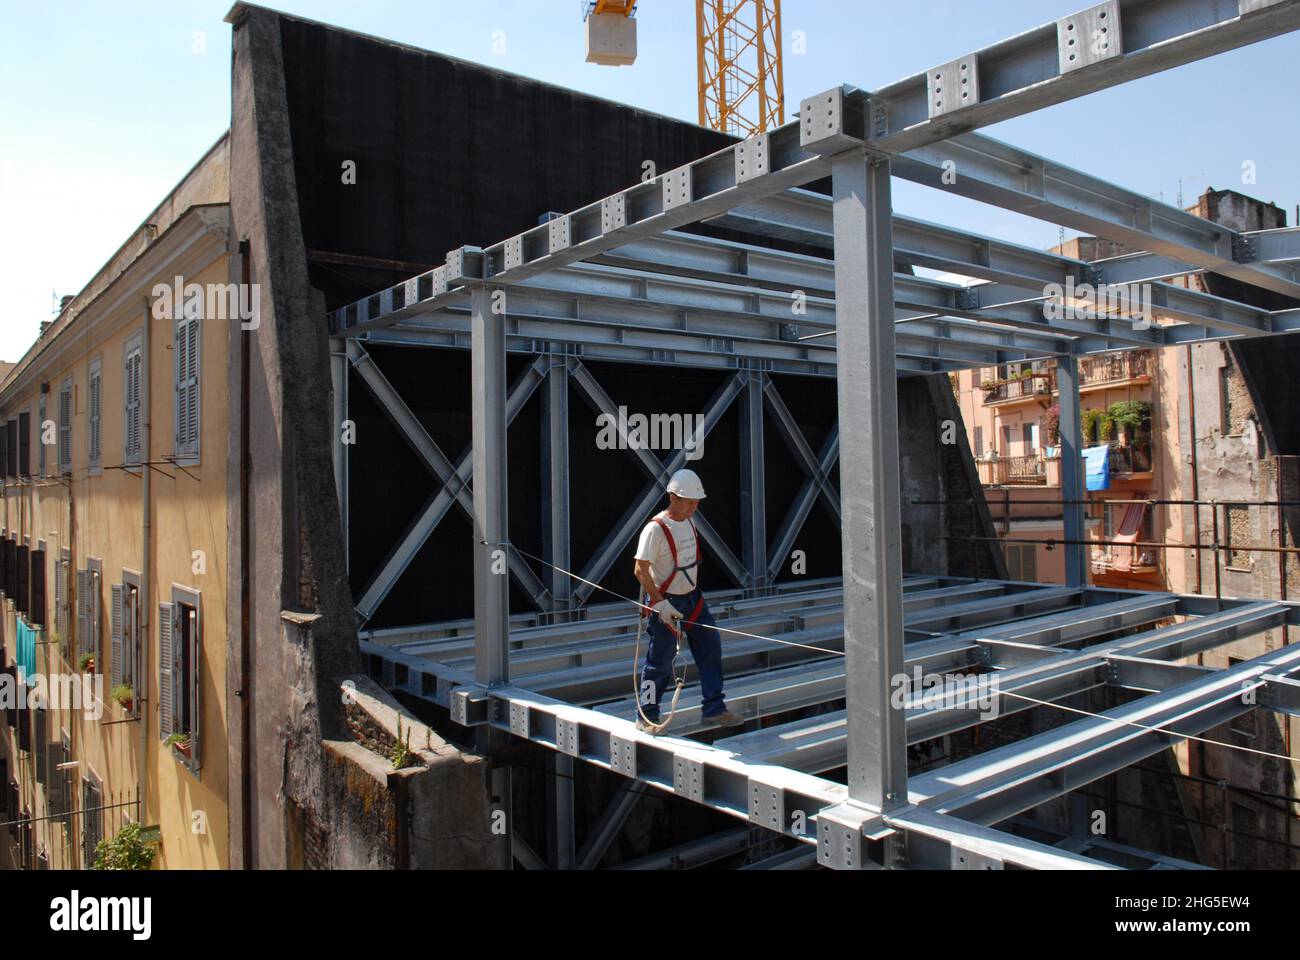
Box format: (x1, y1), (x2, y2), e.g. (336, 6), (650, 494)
(703, 710), (744, 728)
(636, 716), (663, 735)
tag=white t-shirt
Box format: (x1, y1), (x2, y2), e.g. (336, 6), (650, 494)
(635, 512), (699, 595)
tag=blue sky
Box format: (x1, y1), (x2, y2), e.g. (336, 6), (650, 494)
(1, 0), (1297, 362)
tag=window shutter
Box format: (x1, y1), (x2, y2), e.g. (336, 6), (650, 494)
(188, 317), (200, 456)
(45, 742), (63, 817)
(19, 412), (30, 477)
(110, 585), (123, 687)
(188, 605), (201, 769)
(91, 569), (101, 661)
(76, 569), (89, 656)
(88, 369), (102, 467)
(58, 385), (72, 476)
(29, 550), (45, 628)
(34, 710), (46, 784)
(16, 545), (28, 616)
(54, 559), (66, 642)
(158, 602), (174, 740)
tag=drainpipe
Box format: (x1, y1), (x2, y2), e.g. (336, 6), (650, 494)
(139, 297), (152, 820)
(238, 239), (252, 868)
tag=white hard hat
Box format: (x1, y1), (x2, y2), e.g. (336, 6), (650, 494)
(666, 468), (706, 500)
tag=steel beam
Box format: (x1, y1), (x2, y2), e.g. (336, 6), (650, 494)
(909, 639), (1300, 825)
(843, 0), (1300, 158)
(831, 150), (907, 812)
(891, 131), (1300, 302)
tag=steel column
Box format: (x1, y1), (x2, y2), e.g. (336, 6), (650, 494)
(740, 368), (768, 594)
(545, 753), (576, 869)
(1056, 355), (1087, 586)
(832, 150), (907, 812)
(472, 286), (510, 686)
(542, 355), (572, 622)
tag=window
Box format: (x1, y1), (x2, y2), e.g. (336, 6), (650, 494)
(38, 394), (46, 477)
(4, 419), (16, 480)
(110, 572), (143, 716)
(81, 772), (103, 869)
(160, 586), (201, 774)
(29, 543), (45, 628)
(124, 334), (143, 467)
(55, 549), (70, 659)
(1022, 422), (1035, 453)
(15, 542), (29, 616)
(77, 560), (102, 671)
(0, 422), (7, 479)
(174, 312), (201, 461)
(1004, 543), (1037, 582)
(58, 377), (72, 476)
(18, 411), (30, 478)
(1224, 504), (1252, 570)
(1102, 501), (1155, 542)
(88, 358), (102, 473)
(974, 426), (984, 457)
(34, 706), (47, 785)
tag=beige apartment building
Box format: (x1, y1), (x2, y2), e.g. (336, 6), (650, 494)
(0, 137), (233, 869)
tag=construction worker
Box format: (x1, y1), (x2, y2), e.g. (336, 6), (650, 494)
(633, 468), (743, 733)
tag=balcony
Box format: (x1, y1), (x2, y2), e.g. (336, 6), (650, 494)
(977, 454), (1048, 486)
(979, 369), (1056, 405)
(1080, 351), (1151, 391)
(1108, 441), (1153, 476)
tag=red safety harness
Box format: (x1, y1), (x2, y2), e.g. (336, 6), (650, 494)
(647, 515), (705, 629)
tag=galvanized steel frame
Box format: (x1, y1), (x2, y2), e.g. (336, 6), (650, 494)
(336, 0), (1300, 868)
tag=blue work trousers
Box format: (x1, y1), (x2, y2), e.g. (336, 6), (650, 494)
(639, 588), (726, 721)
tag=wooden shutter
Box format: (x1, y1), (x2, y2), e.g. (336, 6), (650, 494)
(18, 412), (30, 477)
(158, 602), (174, 740)
(88, 368), (102, 466)
(54, 557), (66, 641)
(46, 742), (64, 817)
(76, 569), (89, 656)
(0, 423), (7, 478)
(34, 709), (46, 784)
(29, 549), (45, 628)
(110, 585), (123, 687)
(174, 317), (201, 459)
(124, 351), (141, 465)
(58, 384), (72, 475)
(16, 545), (28, 616)
(188, 605), (201, 769)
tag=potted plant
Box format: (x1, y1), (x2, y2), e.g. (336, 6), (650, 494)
(111, 684), (134, 711)
(78, 652), (96, 673)
(165, 732), (192, 757)
(92, 822), (156, 871)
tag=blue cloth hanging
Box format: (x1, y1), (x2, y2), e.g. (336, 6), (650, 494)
(1083, 444), (1111, 492)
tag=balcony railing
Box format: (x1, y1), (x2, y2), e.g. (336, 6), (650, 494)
(977, 454), (1048, 485)
(1109, 441), (1153, 475)
(1080, 350), (1151, 387)
(979, 370), (1056, 403)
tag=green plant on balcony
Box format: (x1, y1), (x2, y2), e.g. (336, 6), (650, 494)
(1044, 405), (1061, 446)
(1107, 400), (1151, 442)
(77, 652), (95, 673)
(92, 822), (156, 871)
(111, 684), (134, 711)
(165, 732), (192, 757)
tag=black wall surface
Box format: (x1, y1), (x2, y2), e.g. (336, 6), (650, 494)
(274, 13), (986, 627)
